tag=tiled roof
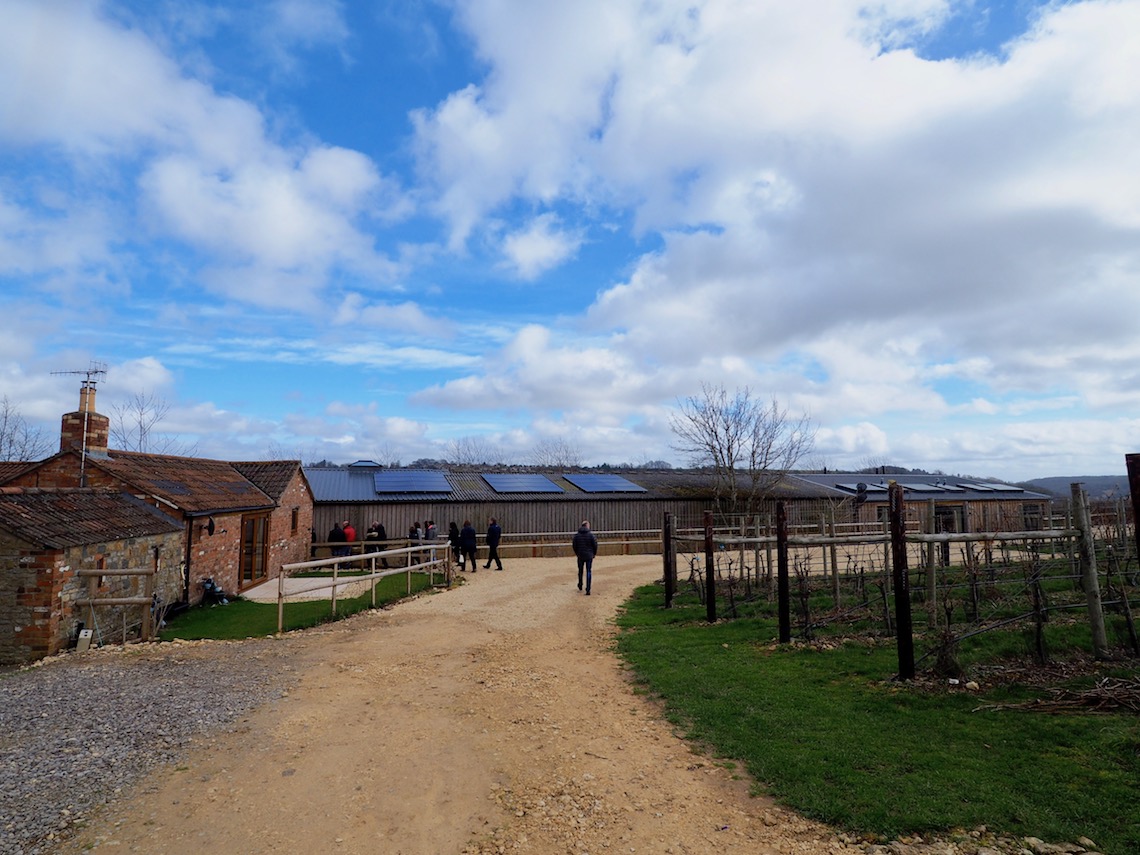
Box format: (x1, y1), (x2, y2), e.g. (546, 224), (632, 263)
(0, 461), (35, 484)
(0, 488), (182, 549)
(95, 451), (275, 515)
(232, 460), (302, 501)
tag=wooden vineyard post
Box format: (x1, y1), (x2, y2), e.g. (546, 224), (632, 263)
(889, 482), (915, 680)
(828, 505), (840, 609)
(1072, 483), (1109, 659)
(703, 511), (716, 623)
(925, 498), (938, 629)
(777, 502), (790, 643)
(1128, 454), (1140, 569)
(663, 512), (675, 608)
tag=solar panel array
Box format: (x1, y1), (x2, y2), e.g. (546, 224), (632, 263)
(373, 470), (452, 493)
(482, 473), (564, 493)
(562, 473), (647, 493)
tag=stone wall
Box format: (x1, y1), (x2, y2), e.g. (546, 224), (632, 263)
(0, 529), (184, 666)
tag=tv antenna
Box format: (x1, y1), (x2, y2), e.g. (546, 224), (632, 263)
(51, 360), (108, 389)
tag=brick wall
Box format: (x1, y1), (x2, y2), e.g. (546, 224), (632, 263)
(186, 514), (243, 603)
(266, 471), (314, 576)
(4, 453), (125, 491)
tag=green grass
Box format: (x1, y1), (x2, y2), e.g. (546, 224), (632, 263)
(159, 572), (436, 640)
(616, 585), (1140, 853)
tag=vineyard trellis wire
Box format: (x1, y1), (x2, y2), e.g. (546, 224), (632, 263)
(663, 485), (1139, 678)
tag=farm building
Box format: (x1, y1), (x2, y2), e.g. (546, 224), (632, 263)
(0, 487), (184, 665)
(787, 473), (1051, 532)
(304, 464), (1050, 556)
(0, 385), (314, 604)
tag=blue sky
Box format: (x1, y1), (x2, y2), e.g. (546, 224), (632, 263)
(2, 0), (1138, 480)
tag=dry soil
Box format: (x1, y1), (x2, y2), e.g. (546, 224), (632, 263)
(64, 555), (867, 855)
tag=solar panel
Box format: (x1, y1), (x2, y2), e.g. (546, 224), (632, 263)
(837, 482), (888, 493)
(562, 473), (647, 493)
(903, 483), (945, 492)
(482, 473), (563, 493)
(373, 470), (452, 493)
(963, 481), (1022, 493)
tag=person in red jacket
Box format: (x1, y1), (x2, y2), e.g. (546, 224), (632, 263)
(342, 520), (357, 549)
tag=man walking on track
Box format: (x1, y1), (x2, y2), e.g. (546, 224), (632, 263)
(485, 517), (504, 570)
(572, 520), (598, 595)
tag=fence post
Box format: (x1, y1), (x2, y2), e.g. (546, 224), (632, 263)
(277, 568), (286, 634)
(777, 502), (790, 643)
(889, 482), (915, 680)
(925, 498), (937, 628)
(828, 505), (840, 609)
(1127, 454), (1140, 568)
(753, 514), (762, 601)
(1072, 483), (1109, 659)
(703, 511), (716, 623)
(663, 512), (675, 608)
(142, 550), (156, 642)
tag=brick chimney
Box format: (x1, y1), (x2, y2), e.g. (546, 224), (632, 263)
(60, 384), (109, 458)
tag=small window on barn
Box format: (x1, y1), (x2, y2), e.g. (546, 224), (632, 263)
(291, 507), (299, 534)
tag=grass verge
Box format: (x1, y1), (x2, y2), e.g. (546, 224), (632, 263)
(160, 572), (436, 640)
(615, 584), (1140, 853)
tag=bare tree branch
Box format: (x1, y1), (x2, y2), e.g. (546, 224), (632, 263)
(669, 382), (815, 519)
(109, 393), (195, 455)
(531, 437), (582, 469)
(447, 436), (503, 467)
(0, 396), (51, 461)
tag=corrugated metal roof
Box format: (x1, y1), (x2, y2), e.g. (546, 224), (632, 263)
(303, 466), (1046, 505)
(788, 474), (1050, 502)
(0, 488), (182, 549)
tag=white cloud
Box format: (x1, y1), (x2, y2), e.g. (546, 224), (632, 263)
(500, 214), (582, 279)
(0, 0), (406, 311)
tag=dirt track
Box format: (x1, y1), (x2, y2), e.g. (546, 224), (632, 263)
(65, 556), (863, 855)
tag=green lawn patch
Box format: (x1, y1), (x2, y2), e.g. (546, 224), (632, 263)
(616, 585), (1140, 853)
(160, 573), (436, 640)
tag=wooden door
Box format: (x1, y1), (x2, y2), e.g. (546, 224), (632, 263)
(240, 513), (270, 588)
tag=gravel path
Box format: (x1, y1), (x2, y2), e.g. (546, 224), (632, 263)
(0, 639), (301, 855)
(1, 557), (1092, 855)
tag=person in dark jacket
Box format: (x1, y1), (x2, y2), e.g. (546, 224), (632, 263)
(459, 520), (478, 571)
(328, 522), (348, 557)
(364, 521), (389, 568)
(484, 517), (503, 570)
(572, 520), (598, 595)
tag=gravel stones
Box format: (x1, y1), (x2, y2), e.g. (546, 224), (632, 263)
(0, 639), (297, 855)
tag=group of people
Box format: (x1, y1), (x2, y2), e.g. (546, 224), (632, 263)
(325, 516), (600, 594)
(447, 517), (502, 572)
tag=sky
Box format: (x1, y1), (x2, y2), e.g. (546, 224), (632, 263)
(1, 0), (1137, 480)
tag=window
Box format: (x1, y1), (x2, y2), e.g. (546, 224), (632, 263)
(291, 507), (299, 534)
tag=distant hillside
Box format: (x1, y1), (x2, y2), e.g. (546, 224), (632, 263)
(1021, 475), (1130, 500)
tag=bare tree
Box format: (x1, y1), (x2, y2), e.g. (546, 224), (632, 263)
(531, 437), (582, 469)
(447, 436), (503, 467)
(110, 393), (195, 455)
(0, 396), (51, 461)
(669, 383), (815, 519)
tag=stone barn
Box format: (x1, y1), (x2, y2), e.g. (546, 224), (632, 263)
(0, 488), (183, 665)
